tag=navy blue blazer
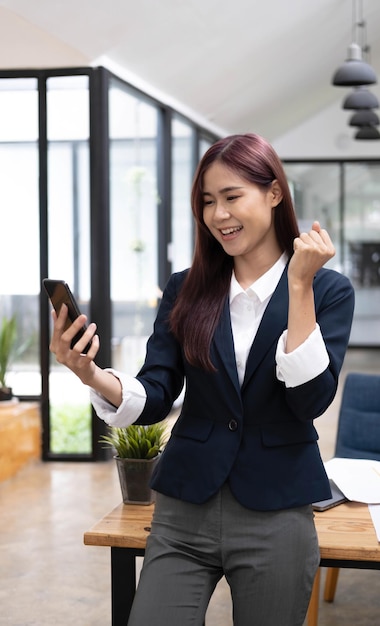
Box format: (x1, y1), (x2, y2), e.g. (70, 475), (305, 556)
(135, 265), (355, 511)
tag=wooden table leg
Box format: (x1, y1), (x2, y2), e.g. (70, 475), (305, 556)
(324, 567), (340, 602)
(306, 567), (321, 626)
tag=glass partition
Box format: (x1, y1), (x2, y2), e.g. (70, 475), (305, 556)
(284, 160), (380, 347)
(199, 136), (214, 159)
(283, 163), (341, 271)
(171, 116), (194, 272)
(109, 80), (159, 376)
(46, 75), (92, 454)
(343, 162), (380, 346)
(0, 78), (40, 397)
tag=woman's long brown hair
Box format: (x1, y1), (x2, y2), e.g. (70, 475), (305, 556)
(170, 133), (300, 371)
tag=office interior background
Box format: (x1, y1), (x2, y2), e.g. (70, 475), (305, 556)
(1, 0), (380, 463)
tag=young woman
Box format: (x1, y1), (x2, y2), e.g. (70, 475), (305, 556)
(50, 133), (355, 626)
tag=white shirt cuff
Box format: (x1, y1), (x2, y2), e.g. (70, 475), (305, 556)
(275, 324), (329, 388)
(90, 368), (147, 427)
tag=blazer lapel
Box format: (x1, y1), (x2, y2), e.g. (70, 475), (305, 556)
(212, 296), (241, 394)
(242, 266), (289, 390)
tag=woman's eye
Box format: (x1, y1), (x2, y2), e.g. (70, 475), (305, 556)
(203, 199), (214, 206)
(227, 195), (239, 201)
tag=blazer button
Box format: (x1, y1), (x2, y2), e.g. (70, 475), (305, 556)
(228, 419), (238, 431)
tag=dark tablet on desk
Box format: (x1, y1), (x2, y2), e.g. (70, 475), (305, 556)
(312, 479), (348, 512)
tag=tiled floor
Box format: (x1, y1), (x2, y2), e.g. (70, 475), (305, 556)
(0, 348), (379, 625)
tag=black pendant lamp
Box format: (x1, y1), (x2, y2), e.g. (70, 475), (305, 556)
(343, 87), (379, 110)
(355, 126), (380, 139)
(332, 42), (377, 86)
(349, 109), (380, 126)
(332, 1), (378, 87)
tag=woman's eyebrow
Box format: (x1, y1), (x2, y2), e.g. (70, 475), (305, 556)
(202, 185), (244, 196)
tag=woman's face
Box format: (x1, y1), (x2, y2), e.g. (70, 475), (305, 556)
(202, 161), (283, 271)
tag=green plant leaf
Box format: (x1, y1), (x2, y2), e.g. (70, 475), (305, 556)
(99, 422), (168, 459)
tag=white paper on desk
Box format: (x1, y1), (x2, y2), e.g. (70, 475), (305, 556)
(324, 458), (380, 504)
(369, 505), (380, 542)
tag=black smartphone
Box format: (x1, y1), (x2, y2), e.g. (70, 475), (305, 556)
(43, 279), (92, 353)
(312, 479), (348, 512)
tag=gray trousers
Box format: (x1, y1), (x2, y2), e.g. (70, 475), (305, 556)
(127, 483), (319, 626)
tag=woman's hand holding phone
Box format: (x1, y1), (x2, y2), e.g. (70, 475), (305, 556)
(50, 303), (100, 386)
(45, 278), (123, 406)
(51, 305), (123, 406)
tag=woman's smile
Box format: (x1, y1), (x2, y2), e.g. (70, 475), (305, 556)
(220, 225), (243, 239)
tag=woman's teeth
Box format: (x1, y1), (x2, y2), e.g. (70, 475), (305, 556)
(221, 226), (243, 235)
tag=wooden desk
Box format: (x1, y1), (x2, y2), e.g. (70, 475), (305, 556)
(308, 501), (380, 626)
(84, 501), (380, 626)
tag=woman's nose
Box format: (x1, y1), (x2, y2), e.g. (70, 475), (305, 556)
(213, 201), (230, 220)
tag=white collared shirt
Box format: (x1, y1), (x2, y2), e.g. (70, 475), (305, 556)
(91, 256), (329, 425)
(230, 253), (288, 385)
(229, 252), (329, 387)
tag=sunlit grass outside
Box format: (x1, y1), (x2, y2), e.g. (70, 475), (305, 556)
(50, 403), (92, 453)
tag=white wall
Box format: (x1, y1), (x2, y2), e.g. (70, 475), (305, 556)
(0, 7), (88, 68)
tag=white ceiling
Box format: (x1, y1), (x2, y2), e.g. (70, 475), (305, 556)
(1, 0), (380, 141)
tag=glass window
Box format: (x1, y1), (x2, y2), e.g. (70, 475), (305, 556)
(344, 162), (380, 346)
(284, 160), (380, 347)
(171, 117), (194, 272)
(283, 163), (341, 271)
(109, 81), (159, 376)
(199, 136), (214, 159)
(46, 75), (92, 454)
(0, 78), (40, 397)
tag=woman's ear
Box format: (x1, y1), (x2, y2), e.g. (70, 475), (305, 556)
(271, 180), (283, 207)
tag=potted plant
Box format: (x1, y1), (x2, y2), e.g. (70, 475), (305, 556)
(100, 422), (168, 505)
(0, 315), (17, 401)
